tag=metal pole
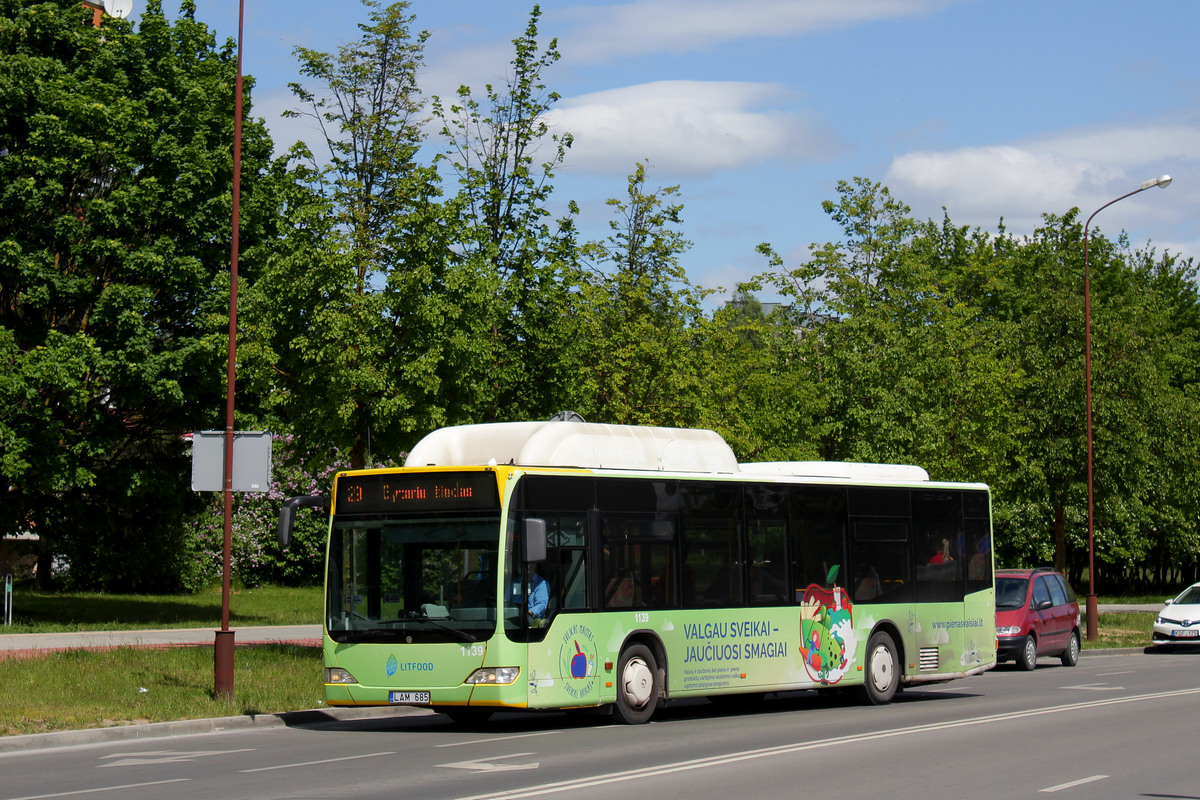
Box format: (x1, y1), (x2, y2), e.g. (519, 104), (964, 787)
(1083, 217), (1098, 642)
(215, 0), (246, 701)
(1081, 177), (1171, 642)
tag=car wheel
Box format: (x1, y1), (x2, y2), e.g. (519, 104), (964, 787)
(1060, 630), (1080, 667)
(1017, 634), (1037, 671)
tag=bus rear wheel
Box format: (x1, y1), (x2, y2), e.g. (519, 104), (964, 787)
(858, 630), (899, 705)
(613, 643), (660, 724)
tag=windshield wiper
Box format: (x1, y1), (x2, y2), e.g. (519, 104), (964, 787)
(346, 613), (478, 643)
(419, 615), (477, 643)
(332, 628), (409, 643)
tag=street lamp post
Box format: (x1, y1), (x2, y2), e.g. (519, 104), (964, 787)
(1082, 174), (1172, 642)
(215, 0), (247, 700)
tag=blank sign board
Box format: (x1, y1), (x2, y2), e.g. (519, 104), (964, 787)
(191, 430), (272, 492)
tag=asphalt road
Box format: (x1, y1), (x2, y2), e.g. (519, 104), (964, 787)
(1, 647), (1195, 800)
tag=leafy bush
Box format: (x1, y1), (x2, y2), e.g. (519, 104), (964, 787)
(189, 435), (376, 589)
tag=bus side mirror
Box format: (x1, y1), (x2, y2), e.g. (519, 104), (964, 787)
(524, 518), (547, 563)
(278, 495), (330, 549)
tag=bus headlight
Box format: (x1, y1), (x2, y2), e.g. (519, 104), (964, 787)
(996, 626), (1021, 637)
(465, 667), (520, 685)
(325, 667), (358, 684)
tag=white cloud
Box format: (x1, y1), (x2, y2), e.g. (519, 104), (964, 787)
(547, 80), (845, 176)
(888, 145), (1121, 227)
(885, 118), (1200, 236)
(252, 86), (326, 159)
(553, 0), (967, 63)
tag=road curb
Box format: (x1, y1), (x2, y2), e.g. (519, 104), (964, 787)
(1080, 646), (1146, 657)
(0, 705), (432, 755)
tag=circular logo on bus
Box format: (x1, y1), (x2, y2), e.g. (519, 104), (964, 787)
(558, 624), (598, 700)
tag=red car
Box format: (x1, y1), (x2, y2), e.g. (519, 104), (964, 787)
(995, 568), (1081, 670)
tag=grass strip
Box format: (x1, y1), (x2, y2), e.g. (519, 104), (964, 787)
(3, 585), (323, 632)
(0, 644), (325, 737)
(1085, 611), (1156, 649)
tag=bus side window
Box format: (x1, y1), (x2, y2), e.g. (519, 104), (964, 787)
(789, 487), (847, 596)
(601, 514), (676, 610)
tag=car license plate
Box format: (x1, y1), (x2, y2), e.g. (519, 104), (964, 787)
(1171, 629), (1199, 638)
(389, 691), (430, 704)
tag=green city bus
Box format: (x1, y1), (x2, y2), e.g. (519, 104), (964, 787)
(277, 419), (996, 724)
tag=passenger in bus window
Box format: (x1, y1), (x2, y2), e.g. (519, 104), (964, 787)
(854, 563), (880, 600)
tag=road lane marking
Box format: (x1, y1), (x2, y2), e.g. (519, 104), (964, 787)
(1040, 775), (1110, 792)
(438, 753), (540, 773)
(239, 751), (395, 773)
(1061, 683), (1124, 691)
(97, 748), (255, 767)
(5, 779), (189, 800)
(437, 731), (558, 748)
(448, 686), (1200, 800)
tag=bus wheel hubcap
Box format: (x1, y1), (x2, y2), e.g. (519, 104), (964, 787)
(622, 657), (653, 708)
(871, 645), (894, 690)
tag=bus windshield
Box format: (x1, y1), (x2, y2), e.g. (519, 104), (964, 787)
(327, 512), (502, 644)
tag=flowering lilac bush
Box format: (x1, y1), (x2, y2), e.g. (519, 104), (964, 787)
(189, 435), (392, 589)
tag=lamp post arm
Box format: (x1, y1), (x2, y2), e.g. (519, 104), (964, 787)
(1084, 184), (1151, 238)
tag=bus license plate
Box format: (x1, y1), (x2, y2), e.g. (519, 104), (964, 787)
(1171, 629), (1199, 638)
(389, 691), (430, 704)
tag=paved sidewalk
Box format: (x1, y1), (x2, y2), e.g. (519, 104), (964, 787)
(0, 624), (322, 660)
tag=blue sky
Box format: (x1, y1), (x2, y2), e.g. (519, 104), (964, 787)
(185, 0), (1198, 301)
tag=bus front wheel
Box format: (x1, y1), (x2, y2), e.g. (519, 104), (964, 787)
(613, 643), (660, 724)
(859, 630), (899, 705)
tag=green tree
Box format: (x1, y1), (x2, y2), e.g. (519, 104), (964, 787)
(431, 4), (577, 424)
(756, 179), (1022, 482)
(241, 0), (452, 468)
(999, 214), (1200, 586)
(694, 290), (826, 461)
(559, 163), (708, 426)
(0, 0), (281, 590)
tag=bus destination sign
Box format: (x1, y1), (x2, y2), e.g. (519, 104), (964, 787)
(335, 471), (499, 515)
